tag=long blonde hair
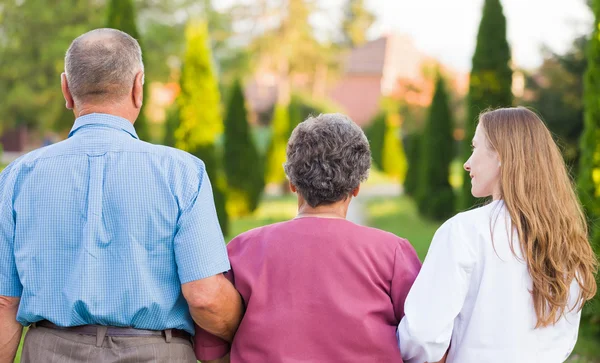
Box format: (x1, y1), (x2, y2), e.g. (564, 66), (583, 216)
(480, 107), (598, 328)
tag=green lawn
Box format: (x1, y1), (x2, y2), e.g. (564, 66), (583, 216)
(226, 194), (297, 242)
(366, 195), (440, 260)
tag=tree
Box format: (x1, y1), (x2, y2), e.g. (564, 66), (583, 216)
(287, 96), (304, 138)
(578, 0), (600, 319)
(106, 0), (151, 141)
(223, 79), (264, 216)
(365, 112), (386, 171)
(522, 37), (586, 175)
(287, 92), (338, 137)
(382, 112), (408, 183)
(403, 133), (421, 197)
(341, 0), (375, 48)
(459, 0), (512, 211)
(365, 109), (407, 181)
(0, 0), (104, 134)
(163, 105), (179, 147)
(265, 104), (290, 185)
(418, 75), (455, 220)
(238, 0), (333, 102)
(174, 20), (229, 235)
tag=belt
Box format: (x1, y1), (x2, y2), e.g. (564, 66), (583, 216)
(36, 320), (191, 340)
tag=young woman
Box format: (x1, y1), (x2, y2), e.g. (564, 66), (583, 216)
(398, 107), (598, 363)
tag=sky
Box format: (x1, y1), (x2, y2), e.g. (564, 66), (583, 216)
(217, 0), (593, 73)
(318, 0), (592, 72)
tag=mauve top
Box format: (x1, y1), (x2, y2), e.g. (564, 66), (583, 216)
(194, 217), (421, 362)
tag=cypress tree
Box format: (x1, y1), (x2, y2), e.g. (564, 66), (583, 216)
(365, 110), (408, 181)
(163, 105), (179, 147)
(265, 104), (290, 185)
(223, 78), (264, 216)
(175, 20), (229, 235)
(459, 0), (512, 210)
(578, 0), (600, 317)
(403, 133), (421, 197)
(106, 0), (150, 141)
(365, 112), (386, 171)
(381, 112), (408, 183)
(287, 96), (303, 138)
(417, 75), (455, 220)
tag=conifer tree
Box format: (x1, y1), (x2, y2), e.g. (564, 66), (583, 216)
(175, 20), (229, 235)
(223, 79), (264, 216)
(106, 0), (150, 141)
(381, 112), (408, 183)
(578, 0), (600, 317)
(403, 133), (421, 197)
(365, 112), (386, 171)
(459, 0), (512, 210)
(418, 75), (455, 220)
(265, 104), (290, 185)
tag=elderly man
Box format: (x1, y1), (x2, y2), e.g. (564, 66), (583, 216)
(0, 28), (242, 362)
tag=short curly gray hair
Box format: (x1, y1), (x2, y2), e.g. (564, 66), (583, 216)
(284, 113), (371, 207)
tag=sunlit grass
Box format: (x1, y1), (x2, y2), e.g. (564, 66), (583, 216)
(14, 329), (25, 362)
(226, 194), (297, 242)
(366, 195), (440, 260)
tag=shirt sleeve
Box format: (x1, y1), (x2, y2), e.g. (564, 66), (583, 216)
(397, 218), (476, 363)
(174, 165), (230, 284)
(0, 163), (22, 297)
(193, 269), (235, 360)
(391, 239), (422, 322)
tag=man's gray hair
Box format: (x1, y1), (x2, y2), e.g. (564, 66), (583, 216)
(65, 28), (144, 103)
(284, 113), (371, 208)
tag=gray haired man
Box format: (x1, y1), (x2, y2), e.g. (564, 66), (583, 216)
(0, 28), (242, 362)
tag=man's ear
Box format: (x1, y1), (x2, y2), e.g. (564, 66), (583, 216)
(289, 181), (297, 193)
(351, 185), (360, 197)
(61, 73), (75, 110)
(133, 71), (144, 109)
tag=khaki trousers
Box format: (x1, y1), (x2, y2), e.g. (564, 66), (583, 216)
(20, 326), (197, 363)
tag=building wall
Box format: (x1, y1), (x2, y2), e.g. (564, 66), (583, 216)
(329, 75), (382, 126)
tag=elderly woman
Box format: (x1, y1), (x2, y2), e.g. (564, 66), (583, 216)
(195, 113), (421, 362)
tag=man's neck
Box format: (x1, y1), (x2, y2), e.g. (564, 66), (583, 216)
(74, 102), (136, 125)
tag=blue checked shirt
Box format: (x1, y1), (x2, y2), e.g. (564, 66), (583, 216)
(0, 113), (230, 334)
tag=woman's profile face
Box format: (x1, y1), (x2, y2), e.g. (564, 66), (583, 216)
(463, 124), (501, 199)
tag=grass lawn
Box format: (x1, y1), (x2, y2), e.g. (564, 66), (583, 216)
(226, 194), (297, 242)
(366, 195), (440, 260)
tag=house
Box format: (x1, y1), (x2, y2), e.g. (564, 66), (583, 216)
(328, 33), (432, 126)
(243, 33), (468, 127)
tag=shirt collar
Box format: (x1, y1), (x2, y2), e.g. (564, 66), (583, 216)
(69, 113), (139, 139)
